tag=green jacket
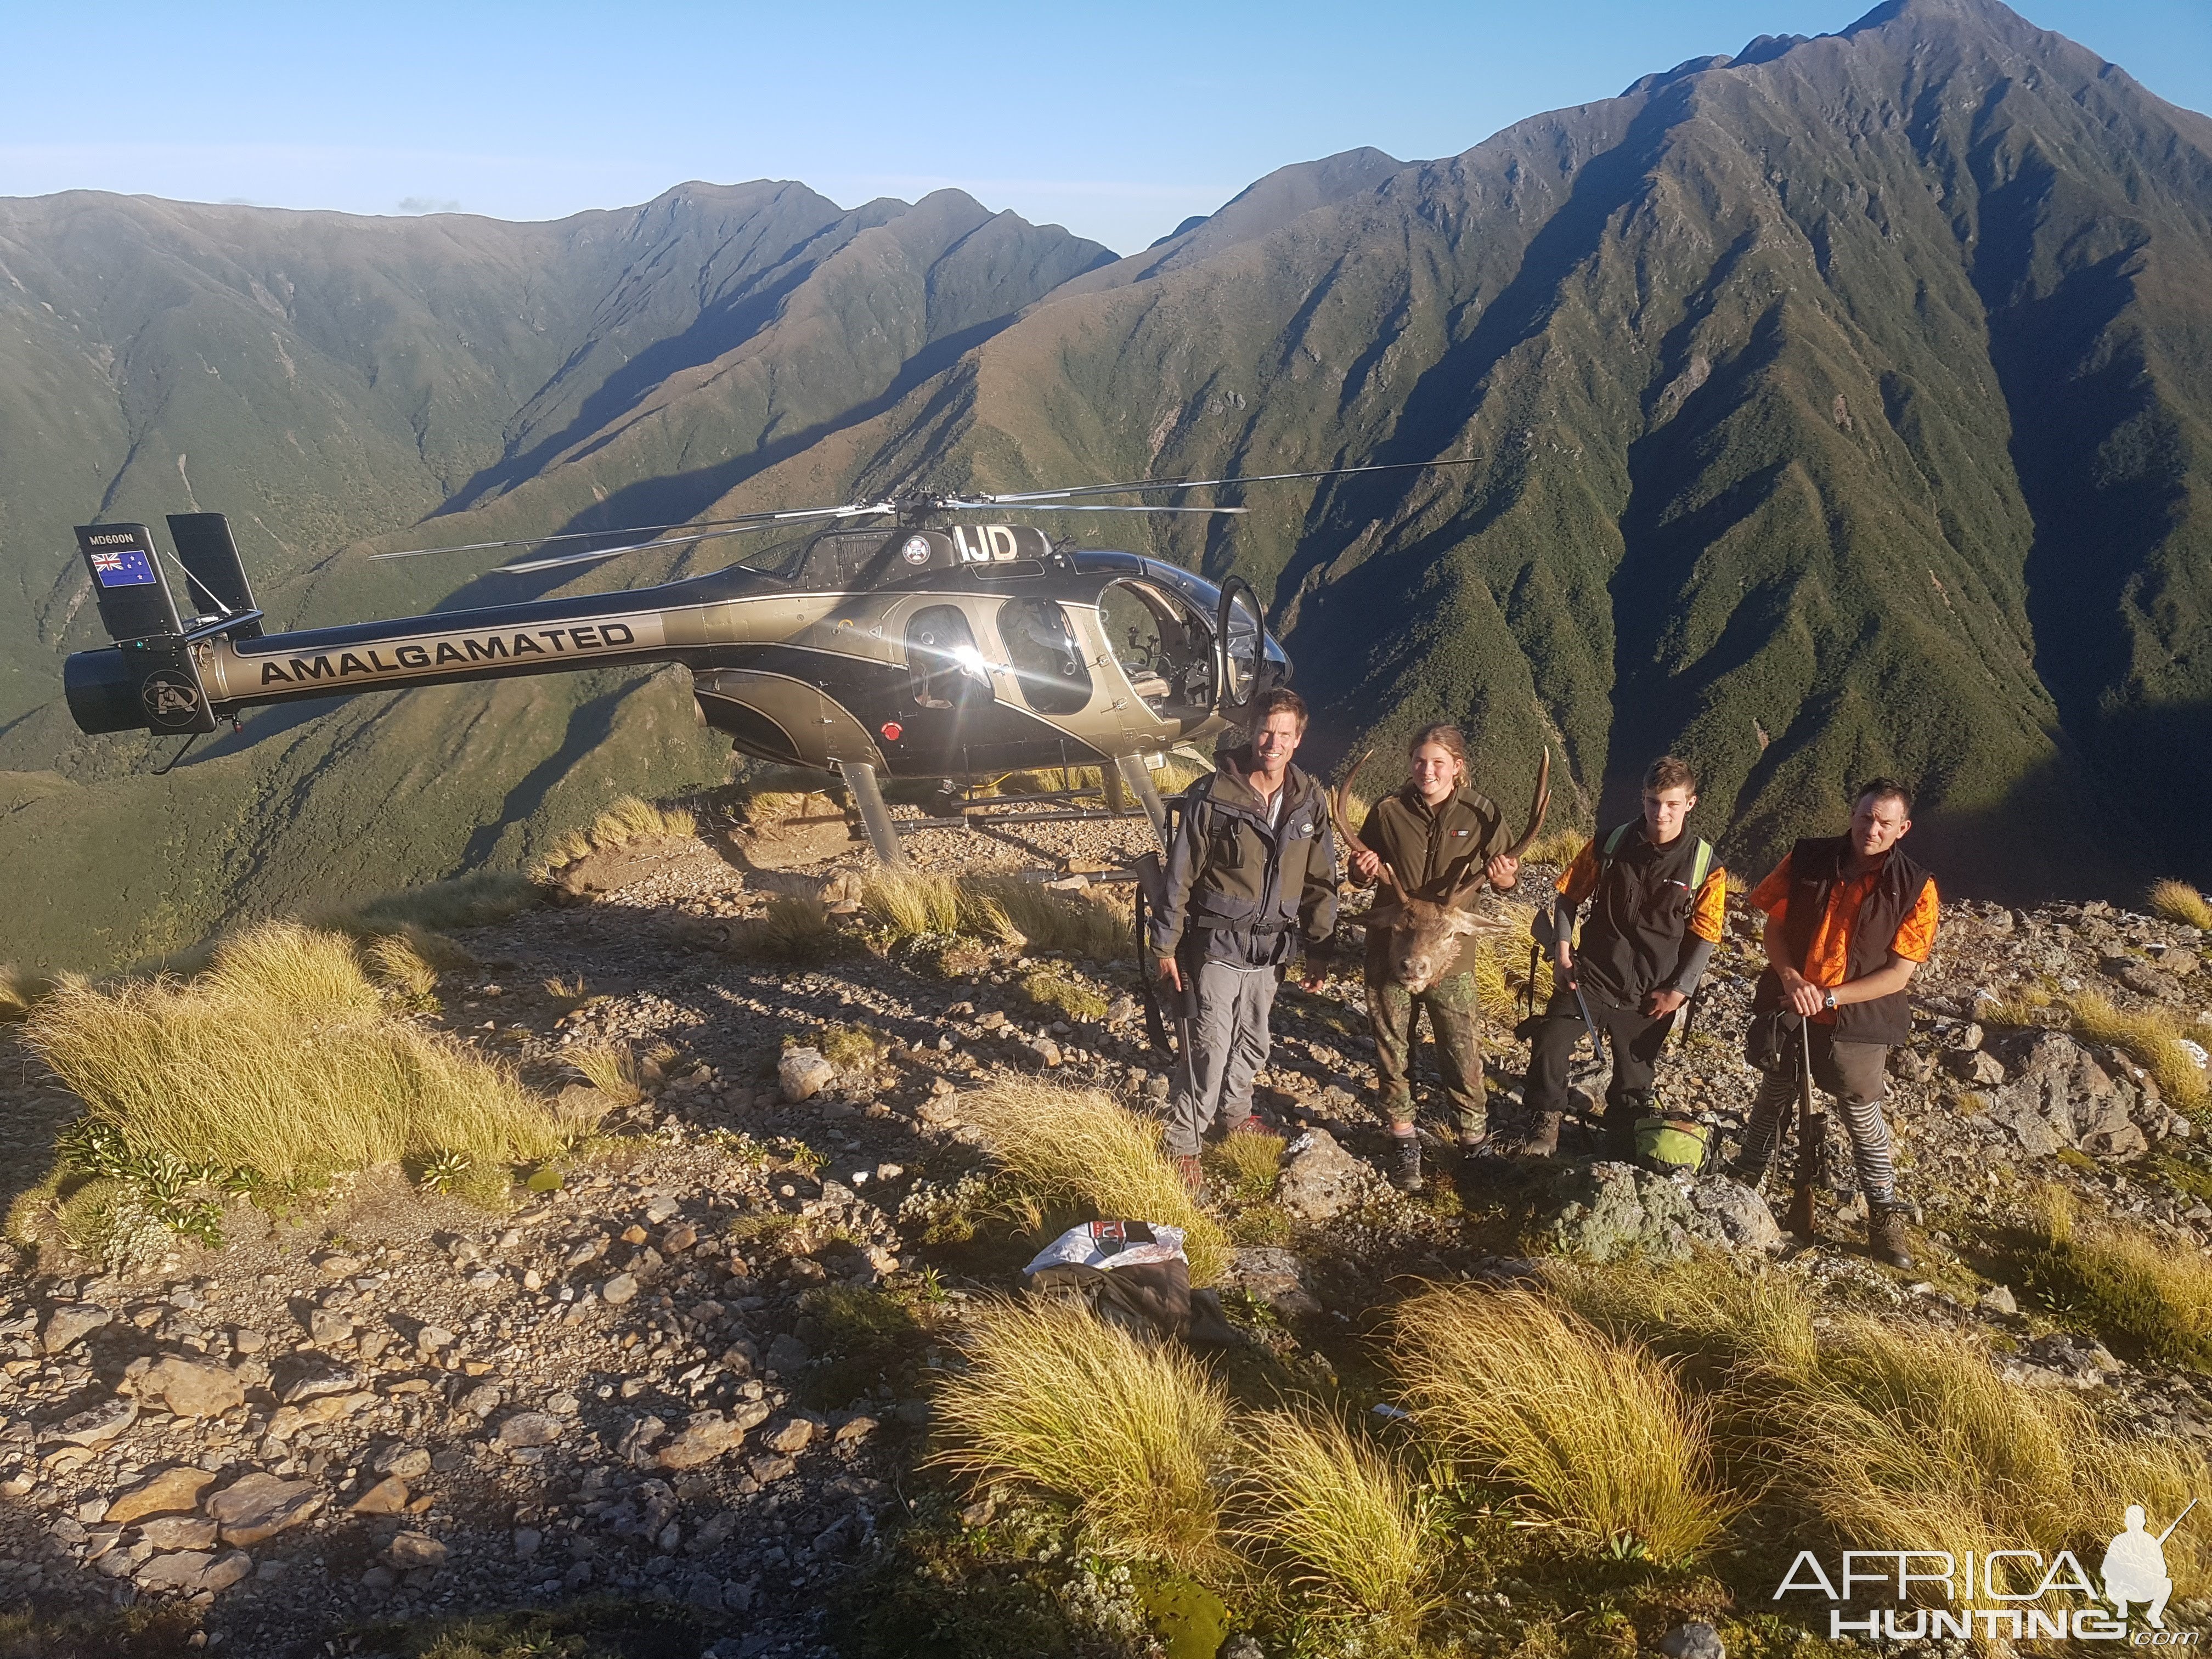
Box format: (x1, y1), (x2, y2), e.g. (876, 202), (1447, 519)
(1149, 749), (1339, 968)
(1355, 782), (1514, 977)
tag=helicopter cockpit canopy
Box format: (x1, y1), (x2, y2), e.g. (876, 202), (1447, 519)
(1101, 576), (1216, 719)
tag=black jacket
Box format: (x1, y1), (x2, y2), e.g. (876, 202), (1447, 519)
(1149, 749), (1337, 968)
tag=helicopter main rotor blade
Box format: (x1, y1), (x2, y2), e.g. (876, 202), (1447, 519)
(975, 455), (1483, 504)
(944, 501), (1248, 515)
(370, 500), (895, 562)
(492, 516), (879, 574)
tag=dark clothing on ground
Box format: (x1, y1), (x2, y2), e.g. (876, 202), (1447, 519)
(1149, 748), (1336, 969)
(1523, 982), (1676, 1148)
(1365, 927), (1486, 1138)
(1355, 782), (1513, 985)
(1736, 1025), (1897, 1203)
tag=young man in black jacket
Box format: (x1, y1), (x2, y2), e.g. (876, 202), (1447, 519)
(1733, 778), (1939, 1269)
(1519, 755), (1725, 1158)
(1149, 689), (1337, 1194)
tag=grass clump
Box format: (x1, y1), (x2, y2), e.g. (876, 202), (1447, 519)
(323, 871), (541, 936)
(2019, 1186), (2212, 1370)
(1387, 1284), (1729, 1562)
(1205, 1127), (1283, 1203)
(1229, 1407), (1438, 1627)
(568, 1043), (646, 1107)
(862, 871), (1129, 961)
(1017, 967), (1110, 1024)
(2069, 991), (2209, 1113)
(725, 893), (843, 962)
(2149, 878), (2212, 932)
(0, 964), (56, 1023)
(933, 1297), (1231, 1575)
(819, 1023), (892, 1071)
(532, 794), (697, 877)
(21, 921), (561, 1216)
(954, 1079), (1228, 1284)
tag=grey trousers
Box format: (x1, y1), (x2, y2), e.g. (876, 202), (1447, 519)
(1165, 960), (1277, 1158)
(1738, 1027), (1898, 1204)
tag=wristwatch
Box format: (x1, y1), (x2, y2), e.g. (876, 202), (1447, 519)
(1822, 989), (1837, 1011)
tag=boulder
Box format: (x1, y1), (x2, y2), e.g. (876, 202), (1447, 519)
(1658, 1622), (1726, 1659)
(1275, 1128), (1372, 1222)
(1988, 1032), (2148, 1158)
(49, 1398), (136, 1447)
(273, 1353), (361, 1404)
(760, 1416), (816, 1455)
(134, 1549), (253, 1595)
(108, 1467), (215, 1526)
(765, 1333), (811, 1376)
(41, 1304), (112, 1353)
(385, 1531), (448, 1570)
(138, 1514), (219, 1551)
(780, 1047), (836, 1102)
(1546, 1163), (1784, 1262)
(140, 1355), (245, 1419)
(351, 1477), (410, 1515)
(600, 1273), (640, 1306)
(655, 1404), (772, 1470)
(1223, 1246), (1324, 1319)
(495, 1410), (565, 1449)
(207, 1472), (324, 1545)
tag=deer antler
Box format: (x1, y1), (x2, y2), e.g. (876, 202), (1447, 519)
(1333, 749), (1401, 896)
(1507, 747), (1552, 859)
(1448, 747), (1555, 907)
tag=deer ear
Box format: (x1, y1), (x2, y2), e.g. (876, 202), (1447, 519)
(1443, 909), (1482, 938)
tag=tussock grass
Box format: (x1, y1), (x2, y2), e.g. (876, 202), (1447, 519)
(1785, 1314), (2210, 1585)
(1469, 926), (1551, 1024)
(862, 870), (1128, 960)
(532, 794), (697, 877)
(724, 893), (843, 962)
(321, 871), (541, 936)
(0, 964), (56, 1023)
(2021, 1186), (2212, 1370)
(1387, 1284), (1728, 1562)
(363, 933), (441, 1005)
(954, 1079), (1227, 1284)
(2070, 991), (2209, 1113)
(567, 1043), (646, 1108)
(1206, 1127), (1283, 1201)
(818, 1023), (891, 1071)
(2150, 878), (2212, 932)
(1229, 1408), (1437, 1625)
(932, 1297), (1230, 1574)
(1018, 967), (1109, 1024)
(1521, 825), (1589, 868)
(1542, 1256), (1818, 1380)
(21, 922), (560, 1209)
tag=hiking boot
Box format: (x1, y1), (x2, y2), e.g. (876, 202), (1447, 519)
(1867, 1203), (1915, 1271)
(1225, 1114), (1268, 1137)
(1722, 1157), (1768, 1191)
(1513, 1112), (1563, 1158)
(1389, 1135), (1423, 1193)
(1174, 1155), (1205, 1198)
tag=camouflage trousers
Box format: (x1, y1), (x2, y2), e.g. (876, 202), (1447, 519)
(1365, 931), (1486, 1139)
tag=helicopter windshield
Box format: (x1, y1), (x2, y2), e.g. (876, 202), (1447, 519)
(1101, 578), (1213, 717)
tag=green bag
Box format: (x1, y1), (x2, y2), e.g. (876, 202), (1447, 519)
(1635, 1116), (1711, 1175)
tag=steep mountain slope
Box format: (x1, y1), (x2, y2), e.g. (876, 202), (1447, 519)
(3, 0), (2209, 975)
(0, 189), (1110, 969)
(660, 0), (2210, 897)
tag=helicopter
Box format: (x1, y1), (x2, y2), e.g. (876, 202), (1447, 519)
(60, 463), (1472, 866)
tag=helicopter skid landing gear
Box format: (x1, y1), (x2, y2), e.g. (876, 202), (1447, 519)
(1113, 753), (1170, 851)
(836, 760), (910, 870)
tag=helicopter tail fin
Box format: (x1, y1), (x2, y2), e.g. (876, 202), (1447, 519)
(65, 522), (219, 736)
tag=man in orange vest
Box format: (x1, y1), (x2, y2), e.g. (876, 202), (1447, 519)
(1731, 778), (1939, 1269)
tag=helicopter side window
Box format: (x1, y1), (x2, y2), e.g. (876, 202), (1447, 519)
(906, 605), (990, 710)
(1101, 579), (1211, 715)
(997, 599), (1092, 716)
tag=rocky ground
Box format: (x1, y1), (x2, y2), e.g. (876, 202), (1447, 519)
(0, 794), (2208, 1657)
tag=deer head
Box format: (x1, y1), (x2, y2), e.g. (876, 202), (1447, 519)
(1333, 747), (1551, 994)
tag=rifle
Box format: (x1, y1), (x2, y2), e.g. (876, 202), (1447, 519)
(1132, 803), (1200, 1103)
(2158, 1498), (2198, 1545)
(1783, 1013), (1827, 1240)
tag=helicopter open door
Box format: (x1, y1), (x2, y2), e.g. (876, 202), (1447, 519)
(1215, 575), (1263, 718)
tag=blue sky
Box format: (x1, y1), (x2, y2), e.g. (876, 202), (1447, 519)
(4, 0), (2207, 252)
